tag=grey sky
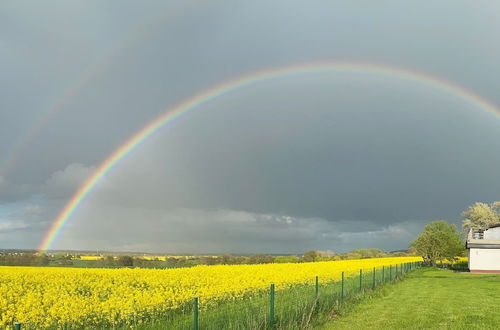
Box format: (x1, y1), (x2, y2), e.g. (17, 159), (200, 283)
(1, 0), (499, 253)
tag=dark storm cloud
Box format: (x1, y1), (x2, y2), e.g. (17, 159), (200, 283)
(1, 0), (499, 252)
(56, 206), (423, 254)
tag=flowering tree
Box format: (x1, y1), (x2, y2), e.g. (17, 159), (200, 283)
(412, 220), (464, 266)
(462, 202), (500, 233)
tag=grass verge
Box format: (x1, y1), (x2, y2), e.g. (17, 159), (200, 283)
(319, 268), (500, 330)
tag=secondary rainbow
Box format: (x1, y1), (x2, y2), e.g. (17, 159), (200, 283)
(0, 0), (201, 176)
(38, 61), (500, 252)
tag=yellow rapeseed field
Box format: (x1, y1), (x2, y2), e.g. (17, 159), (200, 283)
(0, 257), (421, 328)
(437, 257), (468, 264)
(78, 255), (103, 261)
(140, 256), (167, 261)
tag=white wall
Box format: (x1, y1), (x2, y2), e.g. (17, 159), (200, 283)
(469, 248), (500, 270)
(484, 227), (500, 240)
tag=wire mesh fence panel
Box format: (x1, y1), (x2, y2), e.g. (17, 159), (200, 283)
(131, 301), (195, 330)
(342, 271), (360, 298)
(362, 268), (372, 291)
(275, 282), (317, 329)
(375, 266), (383, 286)
(197, 291), (269, 330)
(313, 281), (342, 320)
(274, 280), (342, 329)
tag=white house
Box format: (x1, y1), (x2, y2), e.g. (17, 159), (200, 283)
(467, 224), (500, 273)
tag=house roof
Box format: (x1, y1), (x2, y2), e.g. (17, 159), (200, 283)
(467, 242), (500, 248)
(487, 223), (500, 229)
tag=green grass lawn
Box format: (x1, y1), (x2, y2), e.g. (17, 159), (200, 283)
(320, 268), (500, 330)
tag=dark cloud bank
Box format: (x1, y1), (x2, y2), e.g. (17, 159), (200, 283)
(1, 1), (499, 253)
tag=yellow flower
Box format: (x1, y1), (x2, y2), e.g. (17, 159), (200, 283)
(0, 257), (421, 328)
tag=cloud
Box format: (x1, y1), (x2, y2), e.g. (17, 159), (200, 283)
(0, 176), (38, 204)
(44, 163), (96, 199)
(55, 206), (332, 253)
(53, 205), (423, 254)
(0, 201), (59, 249)
(335, 222), (424, 249)
(0, 221), (29, 232)
(2, 1), (500, 253)
(23, 204), (43, 215)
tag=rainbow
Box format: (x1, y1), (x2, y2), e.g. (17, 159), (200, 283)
(38, 61), (500, 252)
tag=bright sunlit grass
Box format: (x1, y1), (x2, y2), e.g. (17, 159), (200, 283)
(321, 268), (500, 329)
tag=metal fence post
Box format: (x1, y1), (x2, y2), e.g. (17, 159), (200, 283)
(382, 266), (385, 283)
(341, 272), (344, 301)
(193, 297), (199, 330)
(359, 269), (363, 292)
(315, 276), (319, 298)
(372, 267), (376, 289)
(270, 283), (275, 327)
(390, 265), (392, 281)
(14, 323), (21, 330)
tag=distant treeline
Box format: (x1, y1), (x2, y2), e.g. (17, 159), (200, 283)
(196, 248), (415, 265)
(0, 253), (50, 266)
(0, 248), (415, 268)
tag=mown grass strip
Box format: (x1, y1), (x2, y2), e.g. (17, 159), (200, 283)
(320, 268), (500, 330)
